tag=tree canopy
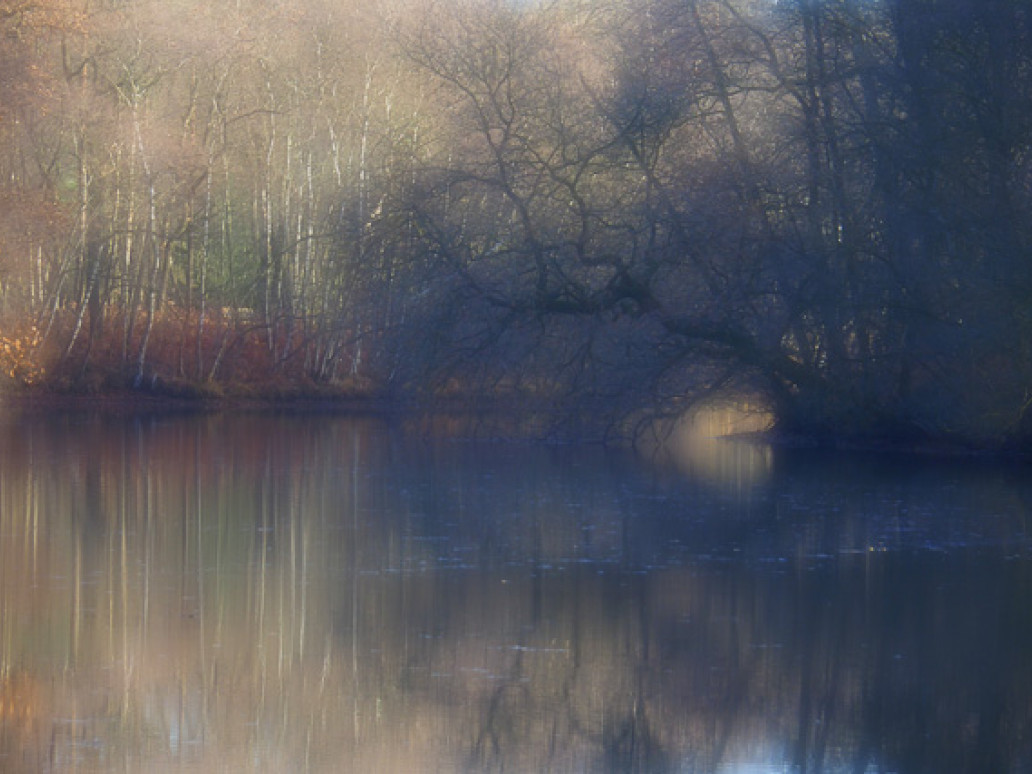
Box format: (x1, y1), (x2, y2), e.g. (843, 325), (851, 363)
(0, 0), (1030, 448)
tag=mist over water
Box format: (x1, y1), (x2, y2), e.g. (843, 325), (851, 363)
(0, 411), (1030, 772)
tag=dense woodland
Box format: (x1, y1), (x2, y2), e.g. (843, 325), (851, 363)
(0, 0), (1030, 447)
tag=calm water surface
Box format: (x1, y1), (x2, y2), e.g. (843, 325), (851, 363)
(0, 411), (1030, 773)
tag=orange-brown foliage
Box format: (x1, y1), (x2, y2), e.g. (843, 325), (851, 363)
(41, 304), (358, 397)
(0, 322), (44, 385)
(0, 0), (82, 123)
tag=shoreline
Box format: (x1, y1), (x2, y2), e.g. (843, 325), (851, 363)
(0, 386), (395, 417)
(2, 387), (1029, 461)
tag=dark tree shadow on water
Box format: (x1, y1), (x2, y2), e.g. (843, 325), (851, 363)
(465, 680), (534, 773)
(600, 698), (674, 773)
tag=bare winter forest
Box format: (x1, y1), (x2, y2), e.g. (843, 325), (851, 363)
(0, 0), (1030, 447)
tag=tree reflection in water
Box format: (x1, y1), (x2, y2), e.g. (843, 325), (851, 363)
(0, 411), (1029, 772)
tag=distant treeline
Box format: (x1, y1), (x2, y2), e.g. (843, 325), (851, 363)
(0, 0), (1029, 448)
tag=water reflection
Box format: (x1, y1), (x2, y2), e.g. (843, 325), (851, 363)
(0, 412), (1030, 772)
(645, 403), (775, 493)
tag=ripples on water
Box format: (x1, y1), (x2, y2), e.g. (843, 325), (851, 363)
(0, 410), (1029, 772)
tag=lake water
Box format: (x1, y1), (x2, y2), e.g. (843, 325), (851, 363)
(0, 411), (1030, 773)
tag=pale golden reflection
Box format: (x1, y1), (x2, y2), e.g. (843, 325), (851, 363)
(642, 402), (774, 490)
(0, 412), (1029, 773)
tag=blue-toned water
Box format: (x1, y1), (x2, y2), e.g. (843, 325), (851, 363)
(0, 411), (1029, 772)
